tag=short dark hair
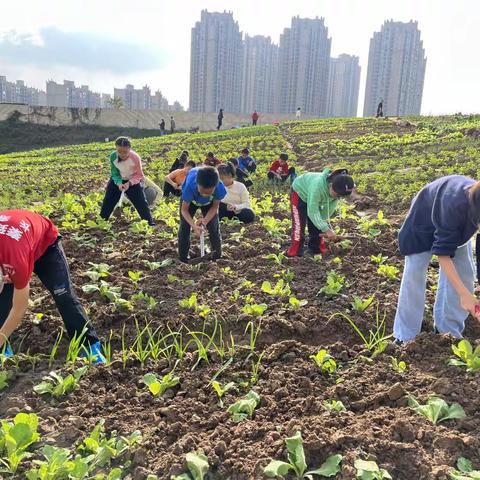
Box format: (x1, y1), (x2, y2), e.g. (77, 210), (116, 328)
(182, 150), (189, 156)
(218, 163), (235, 178)
(241, 148), (249, 154)
(328, 169), (355, 196)
(197, 166), (219, 189)
(115, 136), (131, 147)
(229, 157), (238, 166)
(179, 153), (188, 161)
(206, 152), (214, 158)
(279, 153), (288, 161)
(185, 160), (196, 168)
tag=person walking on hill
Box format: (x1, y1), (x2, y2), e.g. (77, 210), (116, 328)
(170, 116), (176, 134)
(393, 175), (480, 344)
(252, 110), (259, 126)
(0, 210), (104, 363)
(100, 137), (154, 226)
(286, 168), (355, 257)
(296, 107), (302, 120)
(376, 100), (383, 118)
(217, 109), (224, 130)
(159, 119), (166, 135)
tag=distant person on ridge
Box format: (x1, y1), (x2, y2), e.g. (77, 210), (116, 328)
(296, 107), (301, 120)
(252, 110), (259, 126)
(237, 148), (257, 173)
(0, 210), (104, 363)
(159, 118), (166, 135)
(286, 169), (355, 257)
(170, 116), (176, 133)
(100, 136), (155, 226)
(376, 100), (383, 118)
(267, 153), (296, 184)
(217, 109), (224, 130)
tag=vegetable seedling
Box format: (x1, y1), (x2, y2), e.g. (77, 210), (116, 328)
(143, 372), (180, 397)
(351, 296), (374, 313)
(211, 380), (237, 407)
(310, 349), (337, 375)
(323, 399), (347, 413)
(354, 459), (392, 479)
(408, 395), (466, 425)
(449, 339), (480, 373)
(34, 366), (88, 398)
(171, 451), (209, 480)
(318, 271), (344, 296)
(227, 390), (260, 422)
(449, 457), (480, 479)
(390, 357), (407, 374)
(264, 431), (342, 479)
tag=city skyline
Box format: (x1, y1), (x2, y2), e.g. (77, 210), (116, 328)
(1, 1), (478, 115)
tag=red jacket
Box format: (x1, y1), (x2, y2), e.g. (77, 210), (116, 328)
(252, 112), (259, 121)
(269, 160), (289, 176)
(204, 157), (222, 167)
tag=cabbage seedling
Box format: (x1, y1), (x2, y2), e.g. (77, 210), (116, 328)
(310, 349), (337, 375)
(264, 431), (342, 479)
(211, 381), (237, 407)
(128, 270), (143, 285)
(34, 366), (88, 398)
(171, 452), (209, 480)
(377, 264), (399, 281)
(261, 279), (291, 298)
(408, 395), (466, 424)
(318, 271), (344, 296)
(354, 459), (392, 479)
(390, 357), (407, 374)
(449, 457), (480, 479)
(242, 303), (268, 317)
(227, 390), (260, 422)
(449, 339), (480, 373)
(143, 372), (180, 397)
(289, 297), (308, 310)
(323, 399), (347, 413)
(351, 296), (374, 313)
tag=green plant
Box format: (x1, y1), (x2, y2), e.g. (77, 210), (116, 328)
(144, 258), (173, 270)
(390, 357), (407, 374)
(34, 366), (88, 397)
(377, 264), (399, 281)
(408, 396), (466, 424)
(143, 371), (180, 397)
(351, 296), (374, 312)
(211, 381), (237, 407)
(261, 279), (291, 297)
(449, 339), (480, 373)
(130, 220), (154, 235)
(0, 371), (12, 391)
(354, 459), (392, 479)
(171, 452), (209, 480)
(449, 457), (480, 479)
(84, 263), (111, 282)
(227, 391), (260, 422)
(264, 431), (342, 479)
(323, 399), (347, 413)
(289, 296), (308, 310)
(0, 413), (40, 474)
(370, 254), (388, 265)
(266, 252), (286, 266)
(242, 303), (268, 317)
(128, 270), (143, 285)
(309, 349), (337, 375)
(318, 271), (345, 296)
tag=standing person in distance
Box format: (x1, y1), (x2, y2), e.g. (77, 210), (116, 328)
(296, 107), (301, 120)
(100, 137), (154, 226)
(252, 110), (259, 126)
(376, 100), (384, 118)
(217, 163), (255, 224)
(178, 166), (227, 263)
(393, 175), (480, 344)
(163, 160), (196, 198)
(217, 109), (224, 130)
(170, 116), (176, 134)
(267, 153), (296, 184)
(237, 148), (257, 173)
(159, 118), (166, 135)
(0, 210), (104, 363)
(286, 168), (355, 257)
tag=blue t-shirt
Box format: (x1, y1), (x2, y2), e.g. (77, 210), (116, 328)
(181, 168), (227, 205)
(238, 155), (256, 171)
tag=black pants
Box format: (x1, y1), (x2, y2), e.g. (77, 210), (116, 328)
(178, 202), (221, 262)
(0, 240), (99, 346)
(268, 167), (296, 183)
(252, 119), (257, 126)
(163, 182), (181, 198)
(219, 203), (255, 224)
(217, 121), (222, 130)
(100, 179), (154, 225)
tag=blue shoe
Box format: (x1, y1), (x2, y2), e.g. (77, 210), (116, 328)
(79, 341), (105, 365)
(0, 345), (13, 361)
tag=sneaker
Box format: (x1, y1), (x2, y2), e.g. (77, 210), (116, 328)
(391, 338), (405, 348)
(79, 341), (105, 365)
(0, 345), (13, 360)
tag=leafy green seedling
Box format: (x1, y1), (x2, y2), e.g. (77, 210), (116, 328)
(227, 391), (260, 422)
(266, 252), (286, 266)
(144, 258), (173, 270)
(323, 400), (347, 413)
(377, 264), (399, 281)
(354, 459), (392, 479)
(84, 262), (111, 282)
(449, 339), (480, 373)
(143, 372), (180, 397)
(264, 431), (342, 479)
(289, 297), (308, 310)
(34, 366), (88, 397)
(318, 271), (344, 296)
(351, 296), (374, 312)
(0, 371), (12, 391)
(128, 271), (143, 285)
(390, 357), (407, 374)
(242, 303), (268, 317)
(171, 452), (209, 480)
(261, 280), (291, 298)
(310, 349), (337, 375)
(449, 457), (480, 479)
(370, 254), (388, 265)
(211, 381), (237, 407)
(408, 396), (466, 424)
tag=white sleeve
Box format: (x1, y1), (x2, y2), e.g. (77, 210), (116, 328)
(236, 183), (251, 210)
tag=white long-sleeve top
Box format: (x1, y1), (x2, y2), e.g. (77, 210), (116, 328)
(222, 181), (251, 210)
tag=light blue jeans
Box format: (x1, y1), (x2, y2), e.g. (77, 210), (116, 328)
(393, 242), (475, 341)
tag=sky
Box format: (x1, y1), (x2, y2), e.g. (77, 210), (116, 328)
(1, 0), (479, 115)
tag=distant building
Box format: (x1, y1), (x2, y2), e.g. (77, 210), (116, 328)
(276, 16), (331, 116)
(363, 20), (427, 117)
(241, 35), (278, 114)
(101, 93), (113, 109)
(326, 54), (361, 118)
(0, 75), (46, 105)
(114, 84), (152, 110)
(46, 80), (101, 108)
(190, 10), (243, 113)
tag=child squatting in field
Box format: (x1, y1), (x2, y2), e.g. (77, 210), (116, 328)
(287, 168), (355, 257)
(393, 175), (480, 343)
(0, 210), (104, 363)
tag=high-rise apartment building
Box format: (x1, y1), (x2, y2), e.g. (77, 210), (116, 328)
(326, 54), (361, 117)
(114, 85), (152, 110)
(363, 20), (427, 117)
(46, 80), (101, 108)
(0, 76), (46, 105)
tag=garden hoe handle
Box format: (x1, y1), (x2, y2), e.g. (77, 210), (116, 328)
(200, 224), (205, 258)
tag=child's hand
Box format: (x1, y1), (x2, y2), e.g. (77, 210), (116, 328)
(193, 225), (204, 236)
(325, 229), (337, 241)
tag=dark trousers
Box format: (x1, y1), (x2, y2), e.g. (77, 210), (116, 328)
(178, 202), (221, 262)
(252, 119), (258, 126)
(287, 191), (326, 257)
(100, 179), (154, 225)
(217, 120), (222, 130)
(218, 203), (255, 224)
(0, 240), (99, 346)
(268, 167), (296, 183)
(163, 182), (181, 198)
